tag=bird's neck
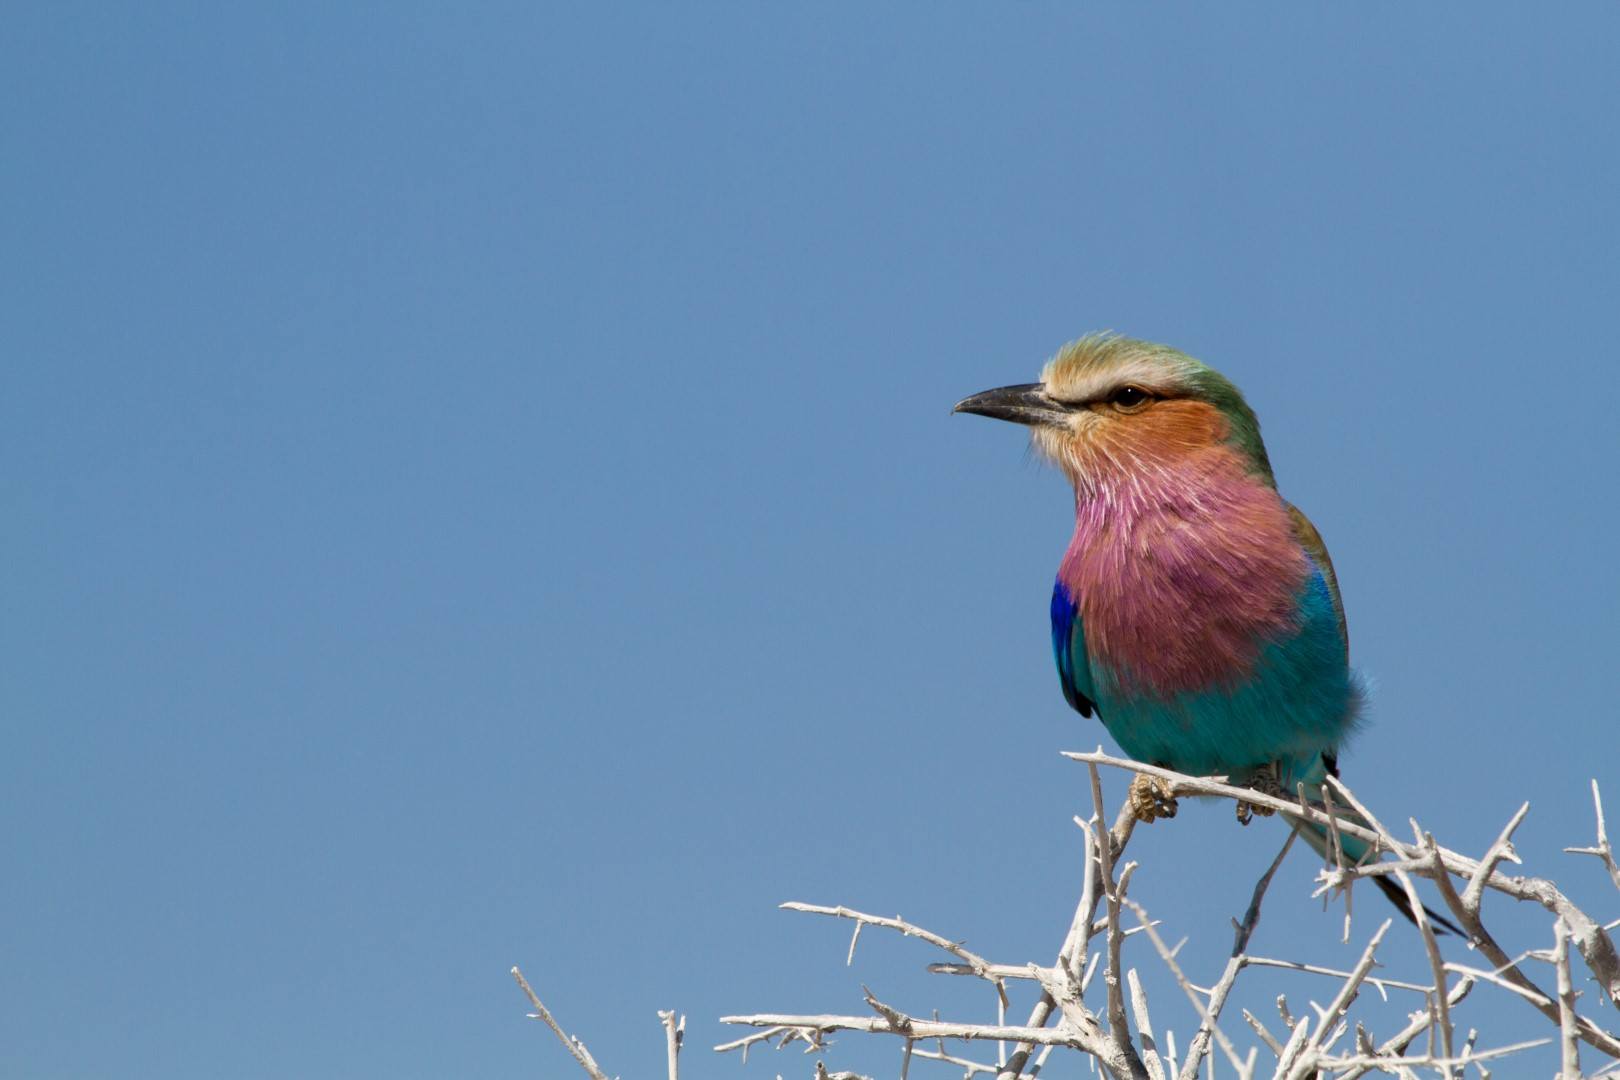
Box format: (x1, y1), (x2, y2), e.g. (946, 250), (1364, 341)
(1058, 448), (1310, 694)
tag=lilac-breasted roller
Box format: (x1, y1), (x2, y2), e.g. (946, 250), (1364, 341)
(955, 333), (1455, 931)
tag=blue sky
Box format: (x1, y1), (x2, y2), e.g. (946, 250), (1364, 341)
(4, 5), (1617, 1078)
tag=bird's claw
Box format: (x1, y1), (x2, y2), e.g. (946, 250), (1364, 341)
(1129, 773), (1179, 823)
(1235, 800), (1267, 826)
(1235, 764), (1285, 826)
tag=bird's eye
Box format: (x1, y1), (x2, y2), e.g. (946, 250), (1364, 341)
(1109, 385), (1152, 411)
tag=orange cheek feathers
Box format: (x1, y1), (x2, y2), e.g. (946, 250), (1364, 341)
(1063, 400), (1232, 479)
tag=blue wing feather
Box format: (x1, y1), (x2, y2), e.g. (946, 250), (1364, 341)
(1050, 579), (1097, 718)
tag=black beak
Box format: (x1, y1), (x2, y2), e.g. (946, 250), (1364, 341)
(952, 383), (1071, 428)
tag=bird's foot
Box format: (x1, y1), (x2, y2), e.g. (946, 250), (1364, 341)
(1129, 772), (1179, 823)
(1235, 764), (1285, 826)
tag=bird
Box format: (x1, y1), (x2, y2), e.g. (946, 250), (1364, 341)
(954, 333), (1457, 932)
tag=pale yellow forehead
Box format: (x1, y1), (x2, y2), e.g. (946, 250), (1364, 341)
(1040, 334), (1200, 403)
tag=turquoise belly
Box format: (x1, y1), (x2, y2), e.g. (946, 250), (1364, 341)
(1092, 571), (1360, 783)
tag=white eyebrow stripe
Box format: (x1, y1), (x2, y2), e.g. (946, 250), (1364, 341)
(1046, 357), (1190, 402)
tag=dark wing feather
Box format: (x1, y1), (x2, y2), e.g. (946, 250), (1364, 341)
(1371, 875), (1466, 936)
(1050, 579), (1097, 718)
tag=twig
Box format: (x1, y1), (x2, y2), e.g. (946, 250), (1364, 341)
(1070, 750), (1620, 1031)
(1063, 814), (1099, 978)
(1089, 766), (1132, 1052)
(719, 1013), (1091, 1046)
(1440, 963), (1550, 1008)
(659, 1011), (685, 1080)
(708, 757), (1620, 1080)
(1315, 1036), (1551, 1069)
(862, 986), (914, 1034)
(1426, 807), (1620, 1058)
(1461, 803), (1528, 917)
(1177, 830), (1294, 1080)
(1128, 969), (1166, 1080)
(814, 1062), (875, 1080)
(1273, 1015), (1311, 1078)
(713, 1025), (824, 1058)
(510, 966), (614, 1080)
(1287, 918), (1391, 1079)
(1123, 899), (1251, 1080)
(1556, 919), (1583, 1080)
(999, 798), (1137, 1080)
(1320, 783), (1353, 944)
(1240, 957), (1429, 996)
(1411, 829), (1458, 1072)
(910, 1047), (1003, 1076)
(1336, 976), (1476, 1080)
(1566, 780), (1620, 894)
(1242, 1009), (1283, 1058)
(782, 903), (1008, 1008)
(1319, 788), (1453, 1074)
(1237, 829), (1298, 956)
(929, 963), (1050, 983)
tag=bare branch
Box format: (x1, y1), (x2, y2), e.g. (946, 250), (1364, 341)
(1315, 788), (1453, 1071)
(1424, 812), (1620, 1059)
(1124, 899), (1251, 1080)
(1336, 976), (1477, 1080)
(659, 1011), (684, 1080)
(814, 1061), (875, 1080)
(1316, 1036), (1551, 1070)
(1237, 828), (1298, 957)
(862, 986), (914, 1035)
(1555, 919), (1582, 1080)
(1242, 1009), (1283, 1058)
(910, 1047), (1003, 1076)
(782, 903), (1009, 1008)
(510, 966), (614, 1080)
(1440, 963), (1551, 1008)
(1127, 968), (1167, 1080)
(719, 1013), (1092, 1047)
(999, 797), (1138, 1080)
(1273, 1014), (1311, 1078)
(519, 755), (1620, 1080)
(1319, 783), (1353, 944)
(928, 963), (1049, 983)
(713, 1025), (824, 1059)
(1566, 780), (1620, 894)
(1089, 765), (1132, 1053)
(1063, 814), (1099, 977)
(1462, 803), (1529, 916)
(1175, 830), (1295, 1080)
(1240, 956), (1429, 996)
(1070, 749), (1620, 1025)
(1290, 918), (1391, 1078)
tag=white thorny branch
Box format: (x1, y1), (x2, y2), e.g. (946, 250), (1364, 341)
(513, 749), (1620, 1080)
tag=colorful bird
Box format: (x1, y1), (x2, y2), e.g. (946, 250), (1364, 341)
(955, 333), (1455, 931)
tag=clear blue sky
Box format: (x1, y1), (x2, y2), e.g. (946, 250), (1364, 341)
(4, 6), (1617, 1078)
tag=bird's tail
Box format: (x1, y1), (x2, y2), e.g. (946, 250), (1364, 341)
(1285, 756), (1463, 936)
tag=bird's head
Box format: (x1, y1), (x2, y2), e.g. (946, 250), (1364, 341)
(954, 334), (1275, 490)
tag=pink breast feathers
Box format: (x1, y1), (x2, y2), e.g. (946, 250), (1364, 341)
(1057, 447), (1311, 698)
